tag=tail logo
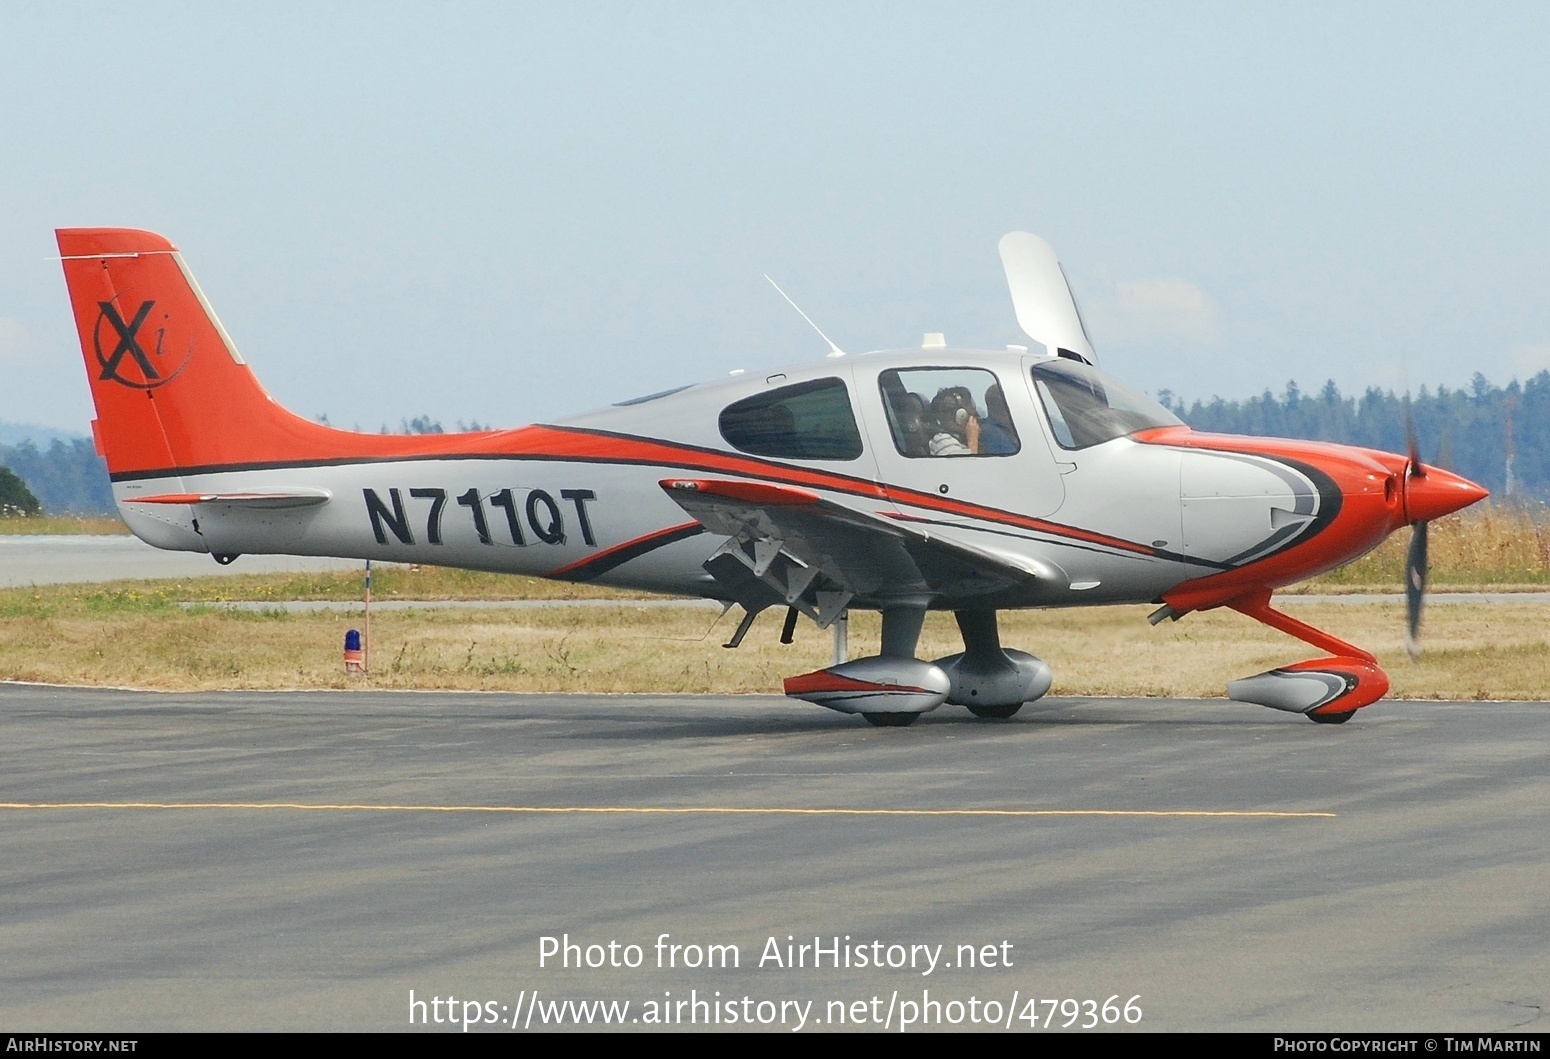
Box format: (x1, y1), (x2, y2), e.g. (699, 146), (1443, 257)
(93, 300), (191, 390)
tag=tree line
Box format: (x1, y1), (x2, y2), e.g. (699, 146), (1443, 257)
(0, 418), (478, 517)
(1159, 371), (1544, 501)
(0, 438), (114, 515)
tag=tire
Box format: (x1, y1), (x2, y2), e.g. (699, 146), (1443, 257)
(966, 702), (1022, 719)
(1308, 710), (1356, 725)
(862, 712), (921, 728)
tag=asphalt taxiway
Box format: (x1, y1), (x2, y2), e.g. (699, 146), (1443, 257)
(0, 534), (360, 587)
(1, 685), (1545, 1032)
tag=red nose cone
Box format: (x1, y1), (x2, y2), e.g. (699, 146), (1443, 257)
(1404, 465), (1490, 524)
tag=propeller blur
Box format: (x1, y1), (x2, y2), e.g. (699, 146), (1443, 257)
(56, 228), (1488, 726)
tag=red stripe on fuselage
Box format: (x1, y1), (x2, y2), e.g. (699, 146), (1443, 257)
(118, 424), (1167, 563)
(532, 427), (1158, 558)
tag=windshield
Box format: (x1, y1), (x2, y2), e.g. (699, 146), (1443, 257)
(1031, 359), (1182, 449)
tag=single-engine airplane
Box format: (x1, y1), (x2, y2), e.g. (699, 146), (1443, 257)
(57, 228), (1487, 726)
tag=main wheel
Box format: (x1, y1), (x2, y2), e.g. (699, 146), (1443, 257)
(862, 712), (921, 727)
(966, 702), (1022, 719)
(1308, 710), (1356, 725)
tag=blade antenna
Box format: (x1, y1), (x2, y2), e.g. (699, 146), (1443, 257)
(765, 275), (845, 358)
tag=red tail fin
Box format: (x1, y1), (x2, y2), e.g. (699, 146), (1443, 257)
(58, 228), (330, 477)
(57, 228), (496, 479)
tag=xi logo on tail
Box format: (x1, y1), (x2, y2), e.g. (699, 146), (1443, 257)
(93, 299), (191, 389)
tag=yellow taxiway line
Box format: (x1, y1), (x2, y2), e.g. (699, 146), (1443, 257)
(0, 801), (1334, 819)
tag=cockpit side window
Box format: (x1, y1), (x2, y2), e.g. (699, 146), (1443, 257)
(718, 377), (863, 461)
(1031, 359), (1183, 449)
(879, 367), (1020, 458)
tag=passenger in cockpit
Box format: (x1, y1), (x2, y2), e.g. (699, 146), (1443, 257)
(979, 383), (1018, 455)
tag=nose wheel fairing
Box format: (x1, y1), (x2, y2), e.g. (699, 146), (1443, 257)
(1218, 589), (1389, 723)
(1227, 656), (1388, 722)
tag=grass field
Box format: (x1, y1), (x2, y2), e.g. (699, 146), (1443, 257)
(2, 579), (1545, 699)
(132, 564), (637, 603)
(7, 503), (1546, 586)
(0, 515), (127, 535)
(1298, 502), (1550, 589)
(1, 504), (1547, 699)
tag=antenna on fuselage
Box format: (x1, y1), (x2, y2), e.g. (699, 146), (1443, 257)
(764, 275), (846, 358)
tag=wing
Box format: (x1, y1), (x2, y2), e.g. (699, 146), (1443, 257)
(660, 478), (1063, 623)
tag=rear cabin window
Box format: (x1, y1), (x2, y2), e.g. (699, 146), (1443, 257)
(718, 377), (863, 461)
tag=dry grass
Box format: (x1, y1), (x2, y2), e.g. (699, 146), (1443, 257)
(2, 586), (1546, 699)
(2, 501), (1548, 699)
(135, 565), (640, 603)
(3, 501), (1546, 585)
(1300, 502), (1550, 590)
(0, 515), (127, 536)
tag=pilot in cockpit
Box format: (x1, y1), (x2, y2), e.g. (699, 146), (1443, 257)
(929, 387), (980, 456)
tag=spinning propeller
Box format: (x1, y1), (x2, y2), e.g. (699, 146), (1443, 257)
(1403, 405), (1488, 659)
(1403, 402), (1429, 660)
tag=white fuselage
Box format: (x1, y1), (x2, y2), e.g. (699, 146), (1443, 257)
(113, 348), (1327, 610)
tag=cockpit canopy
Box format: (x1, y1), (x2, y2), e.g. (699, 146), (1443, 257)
(709, 354), (1181, 464)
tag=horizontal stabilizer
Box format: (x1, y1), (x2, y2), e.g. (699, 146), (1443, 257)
(124, 489), (332, 509)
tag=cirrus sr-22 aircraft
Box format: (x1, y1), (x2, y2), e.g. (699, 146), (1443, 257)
(57, 227), (1487, 726)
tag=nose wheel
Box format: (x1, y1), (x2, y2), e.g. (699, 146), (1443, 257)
(863, 712), (921, 727)
(1308, 710), (1356, 725)
(965, 702), (1022, 719)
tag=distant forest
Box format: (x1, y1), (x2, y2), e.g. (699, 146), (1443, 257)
(0, 438), (114, 515)
(0, 418), (481, 516)
(0, 374), (1542, 515)
(1160, 371), (1546, 501)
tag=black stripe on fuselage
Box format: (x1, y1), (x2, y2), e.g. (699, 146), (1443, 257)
(551, 523), (706, 582)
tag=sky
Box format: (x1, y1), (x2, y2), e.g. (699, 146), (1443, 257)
(2, 2), (1548, 434)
